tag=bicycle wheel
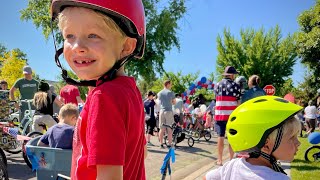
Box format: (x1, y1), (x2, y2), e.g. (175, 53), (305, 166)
(164, 135), (168, 146)
(304, 145), (320, 162)
(194, 131), (201, 141)
(4, 140), (22, 154)
(204, 131), (211, 141)
(23, 131), (43, 169)
(0, 149), (7, 167)
(0, 159), (8, 180)
(188, 137), (194, 147)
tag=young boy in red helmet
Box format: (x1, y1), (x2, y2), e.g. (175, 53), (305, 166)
(50, 0), (146, 179)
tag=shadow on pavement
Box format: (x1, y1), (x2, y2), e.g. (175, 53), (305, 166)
(7, 162), (36, 179)
(175, 146), (214, 159)
(148, 149), (168, 154)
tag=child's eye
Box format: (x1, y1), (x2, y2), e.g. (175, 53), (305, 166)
(88, 34), (99, 38)
(65, 34), (75, 39)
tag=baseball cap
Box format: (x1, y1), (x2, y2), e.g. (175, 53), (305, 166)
(23, 66), (32, 75)
(222, 66), (239, 76)
(0, 80), (7, 85)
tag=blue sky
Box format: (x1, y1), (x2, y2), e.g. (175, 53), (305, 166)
(0, 0), (315, 86)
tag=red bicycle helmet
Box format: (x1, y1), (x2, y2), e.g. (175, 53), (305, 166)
(51, 0), (146, 58)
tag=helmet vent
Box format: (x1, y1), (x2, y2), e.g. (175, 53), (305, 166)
(253, 99), (267, 103)
(229, 129), (237, 135)
(230, 117), (236, 122)
(274, 98), (288, 103)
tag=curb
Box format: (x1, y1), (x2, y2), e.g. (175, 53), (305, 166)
(181, 156), (229, 180)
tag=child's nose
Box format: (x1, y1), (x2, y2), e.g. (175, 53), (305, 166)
(72, 39), (88, 53)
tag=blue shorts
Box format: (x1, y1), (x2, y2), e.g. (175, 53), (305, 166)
(215, 121), (227, 137)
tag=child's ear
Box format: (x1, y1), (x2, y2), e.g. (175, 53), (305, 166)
(261, 138), (272, 154)
(121, 37), (137, 58)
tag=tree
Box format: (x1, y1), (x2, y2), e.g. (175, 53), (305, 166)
(295, 0), (320, 97)
(278, 78), (296, 97)
(55, 70), (89, 101)
(0, 43), (7, 58)
(216, 26), (297, 95)
(0, 50), (27, 89)
(140, 71), (199, 96)
(20, 0), (187, 81)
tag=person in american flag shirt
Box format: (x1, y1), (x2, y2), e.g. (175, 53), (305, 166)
(214, 66), (241, 166)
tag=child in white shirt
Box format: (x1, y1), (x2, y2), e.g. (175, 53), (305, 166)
(205, 96), (302, 180)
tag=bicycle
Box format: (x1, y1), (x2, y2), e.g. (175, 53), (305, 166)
(3, 99), (35, 154)
(163, 111), (194, 148)
(305, 132), (320, 162)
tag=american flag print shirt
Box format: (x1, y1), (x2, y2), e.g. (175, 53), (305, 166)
(214, 78), (241, 121)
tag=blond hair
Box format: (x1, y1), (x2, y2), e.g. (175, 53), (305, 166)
(33, 92), (48, 110)
(268, 116), (301, 141)
(57, 7), (126, 39)
(59, 103), (79, 119)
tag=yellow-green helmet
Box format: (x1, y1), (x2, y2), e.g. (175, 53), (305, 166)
(226, 95), (302, 152)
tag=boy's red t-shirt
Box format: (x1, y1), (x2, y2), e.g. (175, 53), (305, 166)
(71, 76), (146, 180)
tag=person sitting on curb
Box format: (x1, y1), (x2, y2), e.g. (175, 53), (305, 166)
(204, 96), (302, 180)
(38, 103), (79, 149)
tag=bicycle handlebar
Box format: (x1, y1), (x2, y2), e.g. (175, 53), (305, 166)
(20, 99), (33, 103)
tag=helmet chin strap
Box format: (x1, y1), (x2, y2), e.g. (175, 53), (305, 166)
(55, 47), (133, 87)
(249, 126), (286, 175)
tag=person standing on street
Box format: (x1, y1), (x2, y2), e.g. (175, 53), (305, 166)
(214, 66), (241, 166)
(173, 93), (184, 127)
(241, 75), (266, 104)
(158, 80), (176, 149)
(59, 84), (84, 105)
(144, 91), (156, 146)
(304, 100), (317, 136)
(10, 66), (39, 120)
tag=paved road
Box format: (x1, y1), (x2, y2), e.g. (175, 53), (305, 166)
(5, 131), (220, 180)
(5, 152), (36, 180)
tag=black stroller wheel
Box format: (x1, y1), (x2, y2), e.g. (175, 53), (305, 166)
(204, 131), (211, 141)
(188, 137), (194, 147)
(305, 145), (320, 162)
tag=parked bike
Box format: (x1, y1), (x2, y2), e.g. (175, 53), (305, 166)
(304, 132), (320, 162)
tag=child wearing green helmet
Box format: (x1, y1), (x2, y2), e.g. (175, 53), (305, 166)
(205, 95), (302, 180)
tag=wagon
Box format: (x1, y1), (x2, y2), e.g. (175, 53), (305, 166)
(25, 136), (72, 180)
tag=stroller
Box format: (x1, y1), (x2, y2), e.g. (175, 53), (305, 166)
(164, 109), (194, 148)
(186, 107), (211, 141)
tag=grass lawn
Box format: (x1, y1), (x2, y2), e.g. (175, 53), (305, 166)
(291, 135), (320, 180)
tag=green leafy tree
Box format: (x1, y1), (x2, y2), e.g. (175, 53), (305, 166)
(294, 71), (318, 101)
(0, 50), (27, 91)
(11, 48), (28, 61)
(295, 0), (320, 97)
(20, 0), (187, 81)
(145, 71), (199, 95)
(0, 43), (7, 58)
(216, 26), (297, 95)
(278, 78), (296, 97)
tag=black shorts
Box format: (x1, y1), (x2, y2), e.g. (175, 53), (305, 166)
(146, 118), (156, 135)
(215, 121), (227, 137)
